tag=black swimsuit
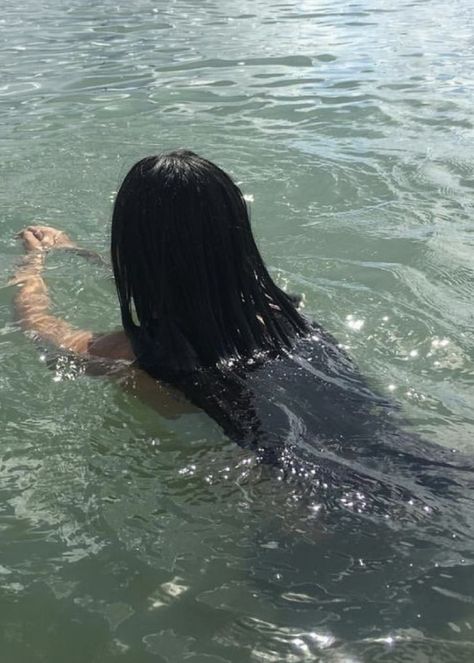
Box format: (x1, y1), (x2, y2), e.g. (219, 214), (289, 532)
(135, 325), (474, 514)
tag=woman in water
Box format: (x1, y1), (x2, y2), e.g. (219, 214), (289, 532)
(13, 150), (471, 504)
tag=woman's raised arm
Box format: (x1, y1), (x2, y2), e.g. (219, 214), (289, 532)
(11, 226), (133, 360)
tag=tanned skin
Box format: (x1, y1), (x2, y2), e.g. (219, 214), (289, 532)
(12, 226), (192, 417)
(13, 226), (134, 360)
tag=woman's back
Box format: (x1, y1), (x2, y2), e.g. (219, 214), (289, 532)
(148, 326), (474, 516)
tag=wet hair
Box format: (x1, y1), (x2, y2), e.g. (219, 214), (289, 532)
(111, 150), (310, 378)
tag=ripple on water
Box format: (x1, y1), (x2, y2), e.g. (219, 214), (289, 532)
(2, 0), (474, 659)
(0, 81), (41, 96)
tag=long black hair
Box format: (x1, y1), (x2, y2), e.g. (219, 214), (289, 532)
(110, 151), (474, 502)
(111, 150), (310, 378)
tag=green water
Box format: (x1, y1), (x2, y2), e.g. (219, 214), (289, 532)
(1, 0), (474, 660)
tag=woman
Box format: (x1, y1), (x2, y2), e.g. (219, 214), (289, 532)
(13, 150), (471, 505)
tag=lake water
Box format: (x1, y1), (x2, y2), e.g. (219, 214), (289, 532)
(1, 0), (474, 661)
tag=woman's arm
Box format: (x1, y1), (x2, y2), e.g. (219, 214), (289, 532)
(12, 226), (195, 417)
(12, 226), (133, 360)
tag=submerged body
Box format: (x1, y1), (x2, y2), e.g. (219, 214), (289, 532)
(14, 242), (469, 504)
(12, 228), (474, 529)
(12, 150), (474, 522)
(119, 309), (473, 518)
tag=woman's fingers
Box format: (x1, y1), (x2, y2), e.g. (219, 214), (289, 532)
(28, 227), (44, 241)
(21, 229), (42, 251)
(17, 227), (50, 250)
(24, 226), (58, 247)
(17, 225), (74, 250)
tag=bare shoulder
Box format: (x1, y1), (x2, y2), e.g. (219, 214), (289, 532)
(86, 330), (197, 417)
(87, 330), (135, 361)
(121, 367), (198, 417)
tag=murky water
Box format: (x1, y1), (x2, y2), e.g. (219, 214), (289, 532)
(1, 0), (474, 660)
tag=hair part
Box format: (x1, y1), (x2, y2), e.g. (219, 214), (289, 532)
(111, 150), (310, 377)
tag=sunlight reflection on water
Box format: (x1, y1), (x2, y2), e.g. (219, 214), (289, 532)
(1, 0), (474, 660)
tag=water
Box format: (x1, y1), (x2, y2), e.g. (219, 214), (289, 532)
(1, 0), (474, 660)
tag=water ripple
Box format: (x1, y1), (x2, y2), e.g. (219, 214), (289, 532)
(1, 0), (474, 660)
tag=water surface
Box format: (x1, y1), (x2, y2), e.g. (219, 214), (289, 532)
(1, 0), (474, 661)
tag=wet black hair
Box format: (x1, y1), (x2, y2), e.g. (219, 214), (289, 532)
(109, 150), (474, 503)
(111, 150), (310, 378)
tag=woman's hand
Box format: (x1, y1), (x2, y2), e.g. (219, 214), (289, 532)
(18, 225), (76, 252)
